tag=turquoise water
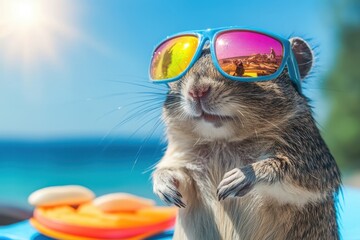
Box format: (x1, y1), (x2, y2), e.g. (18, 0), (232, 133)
(0, 138), (165, 209)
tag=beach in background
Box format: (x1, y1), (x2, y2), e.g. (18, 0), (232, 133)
(0, 137), (165, 209)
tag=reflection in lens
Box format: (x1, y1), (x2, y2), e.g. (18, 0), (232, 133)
(150, 35), (199, 80)
(215, 31), (283, 78)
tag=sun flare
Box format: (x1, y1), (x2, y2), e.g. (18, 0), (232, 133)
(0, 0), (79, 68)
(9, 1), (41, 28)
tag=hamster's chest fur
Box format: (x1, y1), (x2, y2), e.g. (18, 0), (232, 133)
(175, 141), (291, 240)
(188, 140), (272, 184)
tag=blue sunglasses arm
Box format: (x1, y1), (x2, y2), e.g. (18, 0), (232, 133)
(287, 49), (302, 93)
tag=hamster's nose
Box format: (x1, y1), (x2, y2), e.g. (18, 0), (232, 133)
(188, 85), (210, 100)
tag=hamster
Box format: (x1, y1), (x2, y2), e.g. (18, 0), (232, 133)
(152, 37), (341, 240)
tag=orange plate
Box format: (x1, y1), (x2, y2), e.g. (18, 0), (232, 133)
(34, 210), (175, 239)
(32, 204), (177, 239)
(30, 218), (172, 240)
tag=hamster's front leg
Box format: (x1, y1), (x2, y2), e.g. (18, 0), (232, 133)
(152, 167), (188, 208)
(217, 166), (256, 200)
(217, 156), (290, 200)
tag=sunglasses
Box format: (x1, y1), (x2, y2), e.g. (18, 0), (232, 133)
(149, 27), (302, 92)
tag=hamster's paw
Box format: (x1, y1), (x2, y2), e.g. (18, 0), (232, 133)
(217, 168), (255, 201)
(153, 169), (186, 208)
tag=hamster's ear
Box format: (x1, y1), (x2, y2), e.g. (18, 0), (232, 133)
(290, 37), (313, 79)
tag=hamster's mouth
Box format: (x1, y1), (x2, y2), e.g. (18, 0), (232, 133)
(194, 112), (233, 124)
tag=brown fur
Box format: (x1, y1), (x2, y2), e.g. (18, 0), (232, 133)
(152, 38), (341, 240)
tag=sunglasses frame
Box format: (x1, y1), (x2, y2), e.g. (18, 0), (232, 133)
(149, 26), (302, 92)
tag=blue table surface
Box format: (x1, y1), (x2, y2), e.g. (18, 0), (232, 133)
(1, 187), (359, 240)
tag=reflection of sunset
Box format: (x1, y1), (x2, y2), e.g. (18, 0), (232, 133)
(215, 31), (283, 77)
(215, 31), (283, 59)
(0, 0), (79, 67)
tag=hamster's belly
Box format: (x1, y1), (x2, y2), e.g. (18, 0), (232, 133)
(173, 172), (290, 240)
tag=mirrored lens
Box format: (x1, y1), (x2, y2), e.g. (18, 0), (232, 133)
(150, 35), (199, 80)
(215, 31), (283, 78)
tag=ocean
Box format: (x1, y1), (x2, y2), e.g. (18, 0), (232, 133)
(0, 137), (166, 209)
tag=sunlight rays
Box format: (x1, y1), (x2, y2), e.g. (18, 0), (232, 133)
(0, 0), (80, 68)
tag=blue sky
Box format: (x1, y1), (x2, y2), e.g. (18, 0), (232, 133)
(0, 0), (338, 139)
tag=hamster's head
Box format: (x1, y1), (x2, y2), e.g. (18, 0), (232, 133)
(162, 38), (314, 141)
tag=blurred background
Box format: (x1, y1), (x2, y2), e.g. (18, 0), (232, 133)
(0, 0), (359, 227)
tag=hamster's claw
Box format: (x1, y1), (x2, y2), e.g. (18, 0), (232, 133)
(217, 168), (255, 201)
(153, 170), (186, 208)
(157, 191), (186, 208)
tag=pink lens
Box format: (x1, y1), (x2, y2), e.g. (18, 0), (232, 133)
(215, 30), (283, 78)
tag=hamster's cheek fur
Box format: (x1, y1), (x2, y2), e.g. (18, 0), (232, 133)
(183, 100), (201, 117)
(194, 120), (235, 139)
